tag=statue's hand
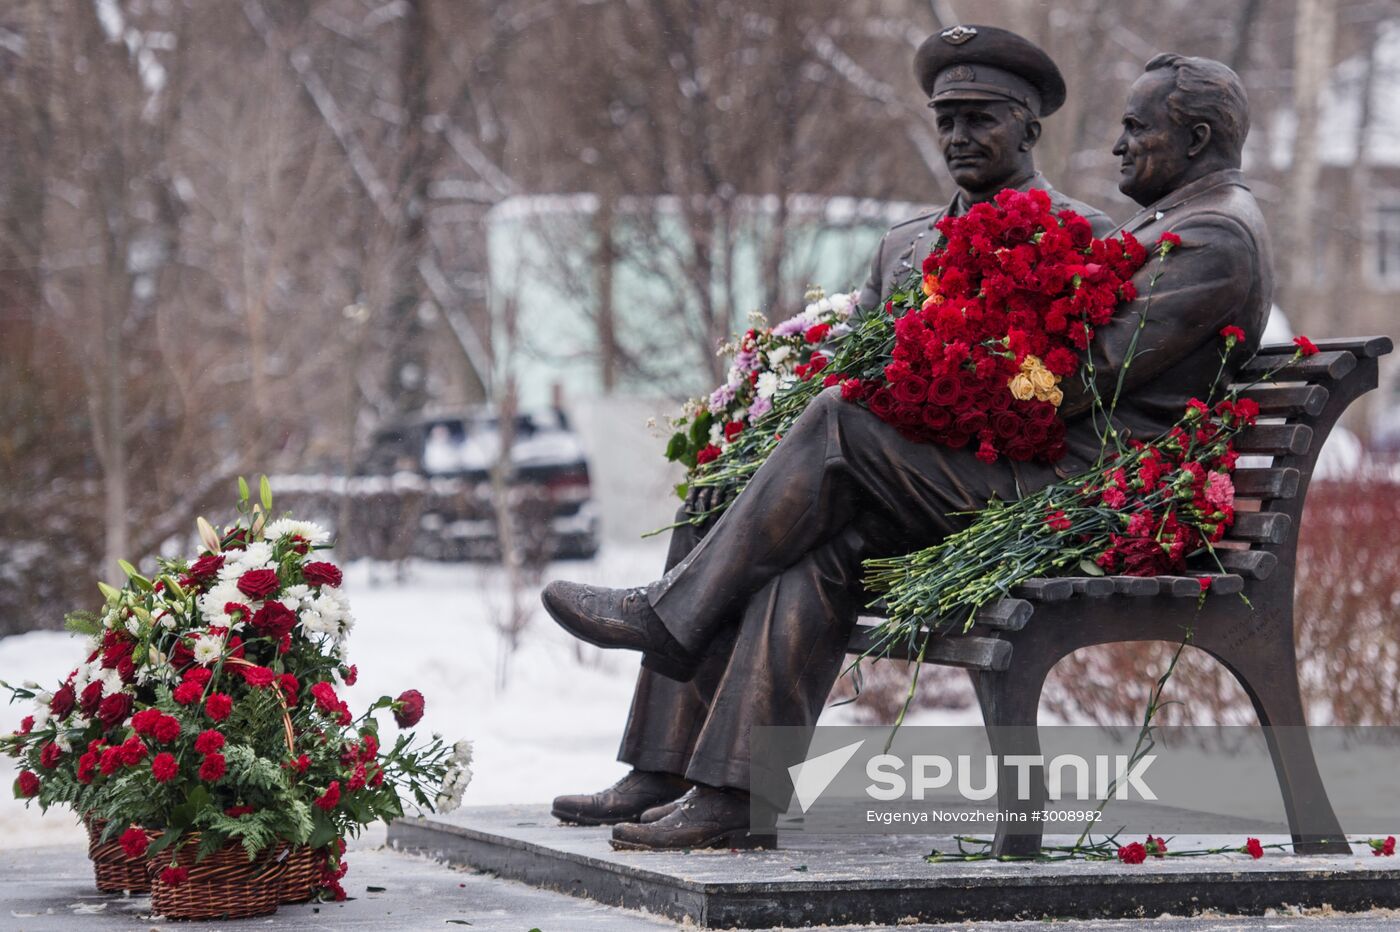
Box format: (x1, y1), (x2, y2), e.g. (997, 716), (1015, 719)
(685, 483), (731, 517)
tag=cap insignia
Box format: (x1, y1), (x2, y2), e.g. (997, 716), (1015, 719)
(943, 65), (975, 82)
(941, 25), (978, 45)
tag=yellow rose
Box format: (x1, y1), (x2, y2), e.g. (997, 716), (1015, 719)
(1048, 386), (1064, 407)
(922, 274), (940, 298)
(1008, 373), (1036, 401)
(1028, 366), (1058, 395)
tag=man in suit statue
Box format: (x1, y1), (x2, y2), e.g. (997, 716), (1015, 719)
(549, 47), (1270, 852)
(547, 25), (1113, 841)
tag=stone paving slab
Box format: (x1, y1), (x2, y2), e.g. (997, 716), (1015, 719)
(389, 805), (1400, 928)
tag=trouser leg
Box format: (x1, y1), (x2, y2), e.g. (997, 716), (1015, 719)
(681, 526), (870, 802)
(649, 387), (1048, 655)
(617, 507), (733, 773)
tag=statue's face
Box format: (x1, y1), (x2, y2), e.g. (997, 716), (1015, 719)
(1113, 70), (1194, 206)
(932, 100), (1032, 195)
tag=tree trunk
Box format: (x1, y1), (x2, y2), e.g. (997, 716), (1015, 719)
(1284, 0), (1336, 331)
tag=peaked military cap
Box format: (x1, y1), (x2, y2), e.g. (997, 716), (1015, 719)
(914, 24), (1067, 117)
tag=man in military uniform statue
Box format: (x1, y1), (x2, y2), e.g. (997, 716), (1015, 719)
(548, 41), (1269, 851)
(547, 26), (1112, 846)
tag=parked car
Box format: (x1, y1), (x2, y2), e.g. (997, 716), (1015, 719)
(360, 407), (601, 561)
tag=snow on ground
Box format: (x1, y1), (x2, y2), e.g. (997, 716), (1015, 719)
(0, 541), (673, 849)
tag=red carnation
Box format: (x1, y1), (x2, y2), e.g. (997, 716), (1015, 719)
(199, 752), (227, 782)
(225, 804), (256, 818)
(394, 689), (426, 728)
(204, 693), (233, 722)
(1145, 835), (1168, 858)
(183, 666), (213, 687)
(194, 730), (225, 754)
(695, 444), (722, 466)
(39, 742), (62, 769)
(159, 866), (188, 886)
(311, 682), (341, 714)
(343, 664), (358, 687)
(119, 827), (150, 859)
(1045, 510), (1072, 532)
(173, 682), (203, 706)
(1117, 841), (1147, 864)
(1371, 836), (1396, 857)
(1293, 335), (1319, 357)
(315, 780), (342, 811)
(1244, 837), (1264, 859)
(151, 752), (178, 783)
(1219, 325), (1245, 345)
(119, 736), (148, 766)
(277, 673), (300, 705)
(722, 421), (744, 443)
(100, 747), (123, 775)
(804, 323), (831, 344)
(240, 664), (276, 688)
(302, 561), (343, 588)
(16, 770), (40, 798)
(235, 568), (281, 600)
(289, 753), (310, 774)
(1156, 231), (1182, 250)
(152, 714), (182, 744)
(131, 708), (161, 736)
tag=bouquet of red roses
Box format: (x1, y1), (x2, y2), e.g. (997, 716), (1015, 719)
(836, 188), (1148, 464)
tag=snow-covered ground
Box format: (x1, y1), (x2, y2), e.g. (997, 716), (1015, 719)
(0, 542), (677, 848)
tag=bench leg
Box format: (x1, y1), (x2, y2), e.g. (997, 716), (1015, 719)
(969, 664), (1051, 858)
(1212, 641), (1350, 855)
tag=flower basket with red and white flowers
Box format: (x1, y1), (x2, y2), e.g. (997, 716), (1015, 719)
(3, 478), (471, 915)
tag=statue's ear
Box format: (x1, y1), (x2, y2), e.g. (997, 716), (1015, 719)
(1021, 117), (1043, 152)
(1186, 121), (1212, 158)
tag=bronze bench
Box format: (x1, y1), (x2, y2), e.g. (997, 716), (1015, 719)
(848, 335), (1394, 857)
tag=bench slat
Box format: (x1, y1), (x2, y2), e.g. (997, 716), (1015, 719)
(1070, 577), (1115, 597)
(847, 628), (1012, 671)
(1011, 578), (1074, 601)
(1214, 549), (1277, 580)
(1231, 467), (1300, 499)
(1157, 575), (1207, 596)
(861, 599), (1032, 631)
(1193, 573), (1245, 595)
(1111, 575), (1161, 596)
(1256, 336), (1392, 359)
(1233, 424), (1313, 456)
(1238, 351), (1356, 383)
(1228, 512), (1291, 544)
(1237, 385), (1329, 417)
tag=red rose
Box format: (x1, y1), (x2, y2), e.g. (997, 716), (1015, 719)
(194, 730), (226, 754)
(39, 742), (62, 769)
(187, 553), (225, 584)
(1293, 335), (1319, 356)
(236, 568), (281, 600)
(119, 827), (150, 859)
(315, 780), (342, 811)
(394, 689), (426, 728)
(251, 601), (297, 640)
(79, 681), (104, 717)
(199, 752), (227, 782)
(173, 682), (203, 706)
(867, 388), (897, 420)
(97, 693), (133, 728)
(204, 693), (233, 722)
(151, 752), (178, 783)
(1117, 841), (1147, 864)
(927, 376), (960, 407)
(159, 866), (188, 886)
(152, 715), (181, 744)
(302, 562), (343, 588)
(891, 374), (928, 405)
(16, 770), (40, 797)
(1244, 837), (1264, 859)
(50, 685), (75, 718)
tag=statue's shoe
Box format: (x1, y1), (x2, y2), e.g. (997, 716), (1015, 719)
(639, 798), (681, 823)
(540, 581), (698, 681)
(551, 770), (692, 826)
(610, 786), (776, 851)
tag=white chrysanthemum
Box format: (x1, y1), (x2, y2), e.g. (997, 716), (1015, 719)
(55, 733), (72, 753)
(221, 541), (274, 575)
(263, 519), (329, 547)
(69, 714), (90, 730)
(300, 609), (339, 636)
(32, 688), (52, 706)
(192, 634), (224, 665)
(198, 581), (246, 620)
(30, 706), (50, 731)
(452, 740), (474, 766)
(767, 345), (792, 367)
(281, 584), (311, 607)
(98, 667), (125, 697)
(708, 422), (723, 445)
(756, 371), (780, 400)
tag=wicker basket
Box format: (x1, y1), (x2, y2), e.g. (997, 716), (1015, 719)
(85, 818), (152, 894)
(278, 844), (317, 903)
(147, 835), (286, 920)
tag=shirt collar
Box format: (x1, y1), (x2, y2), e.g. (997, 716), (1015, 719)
(944, 171), (1049, 220)
(1122, 168), (1248, 233)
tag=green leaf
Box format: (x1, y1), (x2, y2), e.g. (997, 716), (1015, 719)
(664, 432), (689, 461)
(307, 809), (338, 849)
(688, 410), (713, 445)
(1078, 559), (1105, 577)
(259, 475), (273, 512)
(674, 482), (689, 501)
